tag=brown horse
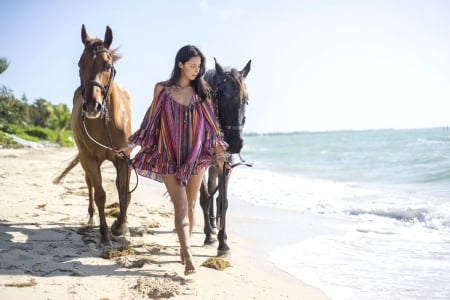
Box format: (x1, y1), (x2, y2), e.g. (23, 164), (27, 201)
(54, 24), (132, 244)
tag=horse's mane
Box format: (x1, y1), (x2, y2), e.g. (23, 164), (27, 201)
(228, 68), (248, 104)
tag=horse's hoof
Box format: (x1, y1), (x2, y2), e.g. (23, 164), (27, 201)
(100, 237), (112, 247)
(217, 242), (230, 256)
(87, 216), (96, 226)
(111, 220), (128, 236)
(217, 249), (230, 257)
(204, 236), (216, 245)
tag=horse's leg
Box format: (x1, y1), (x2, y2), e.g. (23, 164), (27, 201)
(199, 168), (215, 245)
(217, 173), (230, 256)
(207, 166), (219, 231)
(82, 158), (109, 244)
(111, 158), (131, 236)
(85, 173), (96, 226)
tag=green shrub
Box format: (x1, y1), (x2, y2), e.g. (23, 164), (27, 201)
(0, 123), (22, 134)
(0, 124), (74, 147)
(60, 130), (74, 147)
(0, 131), (22, 148)
(25, 128), (49, 140)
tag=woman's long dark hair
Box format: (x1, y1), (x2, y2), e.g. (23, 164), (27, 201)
(165, 45), (211, 101)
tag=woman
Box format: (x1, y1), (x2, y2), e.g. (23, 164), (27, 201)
(117, 45), (229, 275)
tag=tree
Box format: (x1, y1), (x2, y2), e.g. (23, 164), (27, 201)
(0, 89), (23, 125)
(20, 94), (31, 125)
(0, 57), (21, 124)
(30, 98), (51, 127)
(47, 103), (71, 144)
(0, 57), (10, 75)
(0, 56), (73, 147)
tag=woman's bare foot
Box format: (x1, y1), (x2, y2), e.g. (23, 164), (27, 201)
(183, 248), (196, 275)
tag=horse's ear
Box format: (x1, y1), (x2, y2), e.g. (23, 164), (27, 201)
(214, 57), (224, 76)
(241, 59), (252, 78)
(81, 24), (89, 45)
(104, 26), (113, 48)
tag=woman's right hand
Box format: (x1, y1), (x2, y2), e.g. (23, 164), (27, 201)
(115, 144), (133, 159)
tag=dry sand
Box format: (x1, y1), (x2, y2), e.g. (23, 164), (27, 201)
(0, 147), (329, 300)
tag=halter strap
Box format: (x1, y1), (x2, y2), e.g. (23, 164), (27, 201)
(222, 124), (244, 131)
(213, 77), (246, 133)
(80, 48), (116, 118)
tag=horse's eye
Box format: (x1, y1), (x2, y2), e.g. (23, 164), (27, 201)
(243, 116), (246, 124)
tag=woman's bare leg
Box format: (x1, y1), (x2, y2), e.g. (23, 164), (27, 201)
(186, 169), (205, 236)
(161, 174), (195, 275)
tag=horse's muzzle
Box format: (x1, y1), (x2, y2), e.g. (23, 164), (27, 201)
(82, 101), (104, 119)
(227, 136), (244, 154)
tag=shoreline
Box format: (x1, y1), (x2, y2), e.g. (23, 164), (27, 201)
(226, 191), (351, 298)
(0, 147), (329, 299)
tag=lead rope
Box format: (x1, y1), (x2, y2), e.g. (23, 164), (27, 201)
(81, 114), (139, 195)
(205, 154), (253, 230)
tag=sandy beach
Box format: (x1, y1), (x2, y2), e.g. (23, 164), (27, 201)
(0, 147), (329, 300)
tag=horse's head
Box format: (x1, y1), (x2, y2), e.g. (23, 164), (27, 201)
(78, 24), (118, 119)
(208, 58), (251, 154)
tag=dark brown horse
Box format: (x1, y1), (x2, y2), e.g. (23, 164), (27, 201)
(54, 25), (132, 244)
(200, 58), (252, 255)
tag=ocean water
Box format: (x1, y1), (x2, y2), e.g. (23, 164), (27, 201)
(227, 127), (450, 300)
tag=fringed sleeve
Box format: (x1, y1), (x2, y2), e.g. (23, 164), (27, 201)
(128, 87), (164, 147)
(200, 99), (229, 153)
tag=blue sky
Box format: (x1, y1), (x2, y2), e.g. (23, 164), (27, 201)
(1, 0), (450, 133)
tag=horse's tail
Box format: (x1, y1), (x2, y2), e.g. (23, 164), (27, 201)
(52, 154), (80, 184)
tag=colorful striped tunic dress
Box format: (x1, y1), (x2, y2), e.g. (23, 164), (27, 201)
(128, 86), (228, 186)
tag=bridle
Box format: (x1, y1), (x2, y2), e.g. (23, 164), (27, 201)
(213, 72), (248, 134)
(81, 47), (116, 119)
(79, 47), (116, 152)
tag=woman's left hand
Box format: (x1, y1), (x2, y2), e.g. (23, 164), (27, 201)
(217, 158), (232, 176)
